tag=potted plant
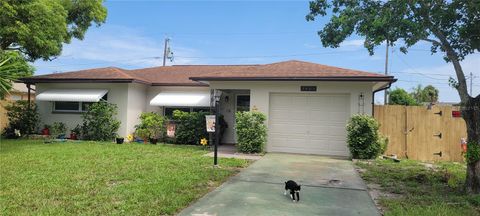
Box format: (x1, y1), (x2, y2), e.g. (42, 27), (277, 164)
(147, 120), (164, 145)
(115, 136), (124, 144)
(41, 125), (50, 136)
(135, 128), (149, 144)
(134, 112), (166, 145)
(70, 124), (81, 140)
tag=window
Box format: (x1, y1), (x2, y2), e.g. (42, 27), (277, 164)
(54, 102), (81, 112)
(236, 95), (250, 112)
(164, 107), (191, 117)
(164, 107), (210, 117)
(53, 94), (107, 113)
(192, 107), (210, 113)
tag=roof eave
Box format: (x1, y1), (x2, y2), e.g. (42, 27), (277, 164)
(19, 78), (150, 85)
(151, 82), (209, 87)
(190, 76), (397, 82)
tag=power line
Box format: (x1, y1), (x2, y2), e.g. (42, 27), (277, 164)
(36, 50), (369, 68)
(174, 50), (365, 59)
(390, 71), (452, 77)
(393, 52), (449, 81)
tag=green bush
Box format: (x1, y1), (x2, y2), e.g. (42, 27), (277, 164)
(235, 111), (267, 153)
(389, 88), (418, 106)
(465, 142), (480, 164)
(172, 110), (209, 145)
(346, 114), (388, 159)
(50, 122), (67, 139)
(135, 112), (166, 140)
(3, 100), (39, 137)
(81, 101), (120, 141)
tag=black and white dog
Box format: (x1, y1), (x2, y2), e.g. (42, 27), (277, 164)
(284, 180), (301, 202)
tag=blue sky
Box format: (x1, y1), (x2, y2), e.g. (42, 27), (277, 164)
(33, 0), (479, 103)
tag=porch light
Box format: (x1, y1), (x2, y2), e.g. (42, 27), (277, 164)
(358, 92), (365, 106)
(214, 90), (222, 102)
(358, 92), (365, 114)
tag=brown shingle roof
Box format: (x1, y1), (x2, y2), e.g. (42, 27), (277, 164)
(189, 60), (393, 81)
(21, 60), (395, 85)
(21, 67), (150, 83)
(126, 65), (255, 86)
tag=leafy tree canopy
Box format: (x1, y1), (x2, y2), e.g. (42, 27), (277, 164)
(0, 51), (34, 99)
(306, 0), (479, 60)
(0, 0), (107, 61)
(0, 0), (106, 98)
(411, 84), (439, 103)
(389, 88), (418, 106)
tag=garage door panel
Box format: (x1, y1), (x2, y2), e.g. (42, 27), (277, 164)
(270, 95), (307, 107)
(309, 126), (346, 136)
(270, 109), (308, 122)
(268, 93), (350, 156)
(270, 123), (308, 134)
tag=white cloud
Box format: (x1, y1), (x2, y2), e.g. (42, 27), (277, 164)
(33, 25), (203, 73)
(340, 39), (364, 47)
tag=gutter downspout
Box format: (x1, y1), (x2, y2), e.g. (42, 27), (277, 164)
(372, 83), (392, 116)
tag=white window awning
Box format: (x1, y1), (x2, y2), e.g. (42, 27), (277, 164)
(36, 89), (108, 102)
(150, 91), (211, 107)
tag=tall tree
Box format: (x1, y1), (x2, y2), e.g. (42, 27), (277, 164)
(422, 85), (440, 103)
(389, 88), (418, 106)
(307, 0), (480, 193)
(411, 84), (439, 103)
(0, 0), (107, 94)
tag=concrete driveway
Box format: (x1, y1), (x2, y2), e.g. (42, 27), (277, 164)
(179, 153), (379, 216)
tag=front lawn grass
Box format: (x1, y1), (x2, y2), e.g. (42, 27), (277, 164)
(356, 159), (480, 216)
(0, 139), (250, 215)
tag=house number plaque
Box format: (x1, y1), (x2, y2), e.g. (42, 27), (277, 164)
(300, 86), (317, 92)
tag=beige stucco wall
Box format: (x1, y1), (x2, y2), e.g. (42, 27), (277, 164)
(125, 83), (147, 136)
(36, 83), (130, 137)
(209, 81), (377, 127)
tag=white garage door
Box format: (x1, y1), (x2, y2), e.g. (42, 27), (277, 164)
(268, 93), (350, 156)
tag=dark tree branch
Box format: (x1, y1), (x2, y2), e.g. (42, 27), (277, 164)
(430, 30), (470, 101)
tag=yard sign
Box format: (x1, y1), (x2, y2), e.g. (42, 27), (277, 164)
(205, 115), (216, 132)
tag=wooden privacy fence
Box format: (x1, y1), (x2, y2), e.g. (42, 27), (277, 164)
(374, 105), (467, 162)
(0, 101), (9, 132)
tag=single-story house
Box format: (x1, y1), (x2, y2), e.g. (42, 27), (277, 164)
(21, 60), (395, 156)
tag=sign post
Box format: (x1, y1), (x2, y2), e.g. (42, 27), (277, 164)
(206, 114), (217, 165)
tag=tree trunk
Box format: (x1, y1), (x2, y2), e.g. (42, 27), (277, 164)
(432, 32), (480, 194)
(463, 96), (480, 194)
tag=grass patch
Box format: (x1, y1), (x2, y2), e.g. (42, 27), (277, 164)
(0, 139), (250, 215)
(355, 159), (480, 216)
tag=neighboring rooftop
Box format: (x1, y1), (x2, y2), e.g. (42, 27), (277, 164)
(21, 60), (395, 85)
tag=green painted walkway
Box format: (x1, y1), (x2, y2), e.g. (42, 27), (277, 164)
(179, 153), (379, 216)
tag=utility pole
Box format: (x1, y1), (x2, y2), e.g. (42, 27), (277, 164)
(163, 38), (170, 66)
(384, 40), (389, 104)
